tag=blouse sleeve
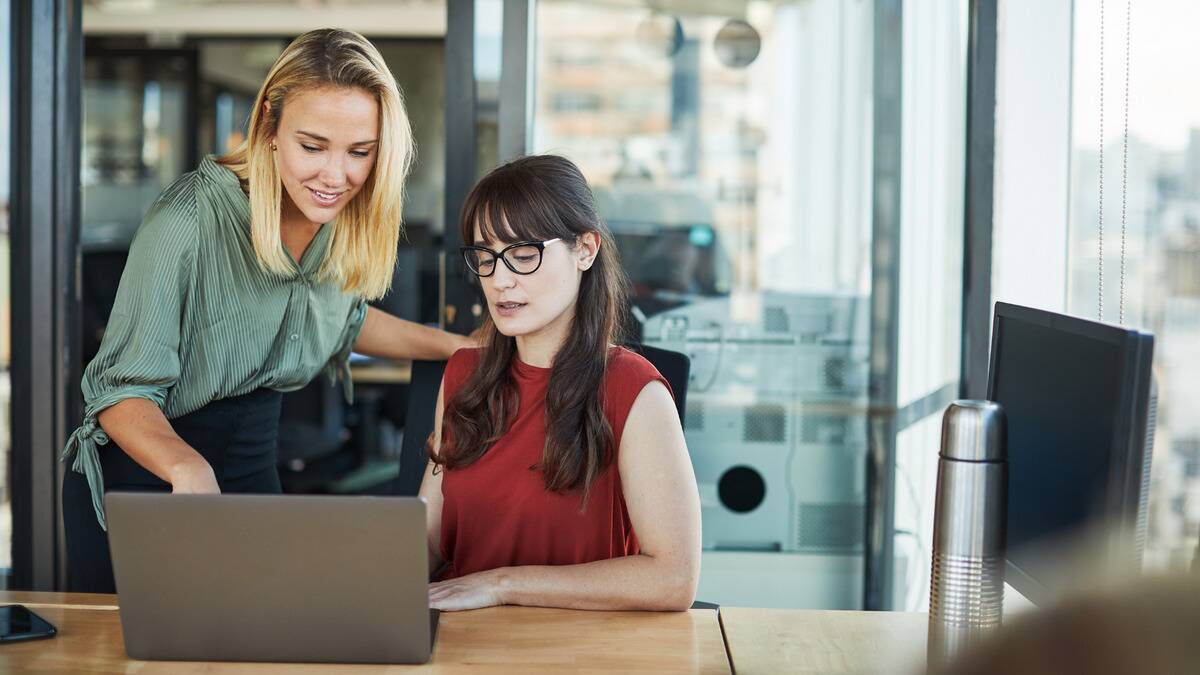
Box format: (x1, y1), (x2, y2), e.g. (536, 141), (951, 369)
(61, 187), (199, 530)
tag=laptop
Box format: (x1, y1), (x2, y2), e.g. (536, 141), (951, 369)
(105, 492), (438, 664)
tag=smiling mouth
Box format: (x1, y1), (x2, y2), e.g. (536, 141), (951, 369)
(308, 187), (345, 205)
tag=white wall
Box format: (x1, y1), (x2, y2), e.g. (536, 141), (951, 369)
(756, 0), (873, 294)
(892, 0), (968, 612)
(897, 0), (967, 409)
(991, 0), (1074, 313)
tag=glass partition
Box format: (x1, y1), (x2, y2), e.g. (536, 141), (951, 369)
(530, 0), (967, 609)
(1069, 0), (1200, 571)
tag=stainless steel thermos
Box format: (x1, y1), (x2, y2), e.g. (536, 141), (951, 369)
(928, 400), (1007, 666)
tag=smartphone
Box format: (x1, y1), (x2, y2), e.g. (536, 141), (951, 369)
(0, 605), (57, 643)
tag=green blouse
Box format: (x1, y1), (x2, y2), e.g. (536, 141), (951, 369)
(62, 156), (368, 529)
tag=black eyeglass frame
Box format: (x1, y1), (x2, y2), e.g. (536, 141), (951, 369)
(459, 238), (563, 277)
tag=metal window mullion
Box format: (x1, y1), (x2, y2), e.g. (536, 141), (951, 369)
(54, 0), (83, 591)
(864, 0), (903, 612)
(443, 0), (480, 335)
(498, 0), (534, 163)
(11, 0), (81, 591)
(960, 0), (998, 400)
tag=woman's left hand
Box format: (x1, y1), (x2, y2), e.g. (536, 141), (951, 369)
(429, 569), (506, 611)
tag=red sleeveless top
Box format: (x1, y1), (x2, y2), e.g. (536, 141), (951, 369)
(436, 346), (669, 580)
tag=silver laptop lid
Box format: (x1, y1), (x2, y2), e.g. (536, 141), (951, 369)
(105, 493), (433, 664)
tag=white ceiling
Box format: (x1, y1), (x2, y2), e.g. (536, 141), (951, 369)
(83, 0), (448, 38)
(83, 0), (759, 38)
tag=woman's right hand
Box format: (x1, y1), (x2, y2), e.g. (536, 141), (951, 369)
(98, 398), (222, 494)
(168, 458), (221, 494)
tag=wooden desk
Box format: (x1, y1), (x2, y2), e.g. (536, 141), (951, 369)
(0, 591), (118, 610)
(0, 593), (730, 673)
(719, 608), (927, 675)
(350, 359), (412, 384)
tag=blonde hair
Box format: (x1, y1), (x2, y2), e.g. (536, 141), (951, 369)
(218, 28), (414, 299)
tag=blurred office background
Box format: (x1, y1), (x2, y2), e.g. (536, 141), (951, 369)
(1, 0), (1197, 612)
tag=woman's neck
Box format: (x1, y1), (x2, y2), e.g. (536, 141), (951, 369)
(514, 306), (574, 368)
(514, 333), (561, 369)
(279, 195), (322, 262)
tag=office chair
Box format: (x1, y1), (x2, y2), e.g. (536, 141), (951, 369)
(395, 359), (448, 496)
(277, 378), (347, 472)
(625, 343), (689, 423)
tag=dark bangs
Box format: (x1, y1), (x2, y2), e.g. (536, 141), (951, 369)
(459, 157), (589, 246)
(437, 153), (630, 507)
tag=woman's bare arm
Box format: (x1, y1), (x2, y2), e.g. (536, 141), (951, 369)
(97, 398), (219, 493)
(428, 381), (702, 611)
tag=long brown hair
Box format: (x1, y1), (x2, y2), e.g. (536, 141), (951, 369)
(432, 155), (629, 504)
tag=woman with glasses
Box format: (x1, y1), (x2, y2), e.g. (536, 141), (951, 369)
(61, 29), (472, 593)
(420, 154), (702, 611)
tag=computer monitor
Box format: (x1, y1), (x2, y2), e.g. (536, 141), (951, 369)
(986, 302), (1156, 604)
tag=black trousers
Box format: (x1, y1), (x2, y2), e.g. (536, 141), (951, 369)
(62, 388), (284, 594)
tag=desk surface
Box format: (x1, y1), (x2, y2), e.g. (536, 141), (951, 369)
(350, 359), (412, 384)
(0, 593), (730, 673)
(720, 607), (928, 675)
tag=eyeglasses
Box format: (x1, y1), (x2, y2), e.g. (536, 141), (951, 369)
(460, 238), (562, 277)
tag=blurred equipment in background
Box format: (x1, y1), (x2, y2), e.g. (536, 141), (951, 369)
(644, 291), (869, 554)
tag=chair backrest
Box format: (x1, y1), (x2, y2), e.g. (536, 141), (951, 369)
(277, 379), (345, 466)
(628, 344), (690, 422)
(396, 359), (447, 496)
(395, 346), (690, 495)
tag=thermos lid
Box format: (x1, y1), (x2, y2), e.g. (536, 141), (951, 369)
(940, 400), (1007, 462)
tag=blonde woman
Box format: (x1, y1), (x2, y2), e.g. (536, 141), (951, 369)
(60, 28), (468, 593)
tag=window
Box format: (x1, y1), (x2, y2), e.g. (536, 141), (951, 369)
(1069, 0), (1200, 571)
(532, 0), (967, 610)
(551, 91), (604, 113)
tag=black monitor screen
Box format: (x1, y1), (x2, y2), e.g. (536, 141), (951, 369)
(991, 316), (1124, 587)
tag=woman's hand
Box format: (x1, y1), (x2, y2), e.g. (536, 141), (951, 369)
(428, 569), (506, 611)
(168, 457), (221, 494)
(98, 398), (222, 494)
